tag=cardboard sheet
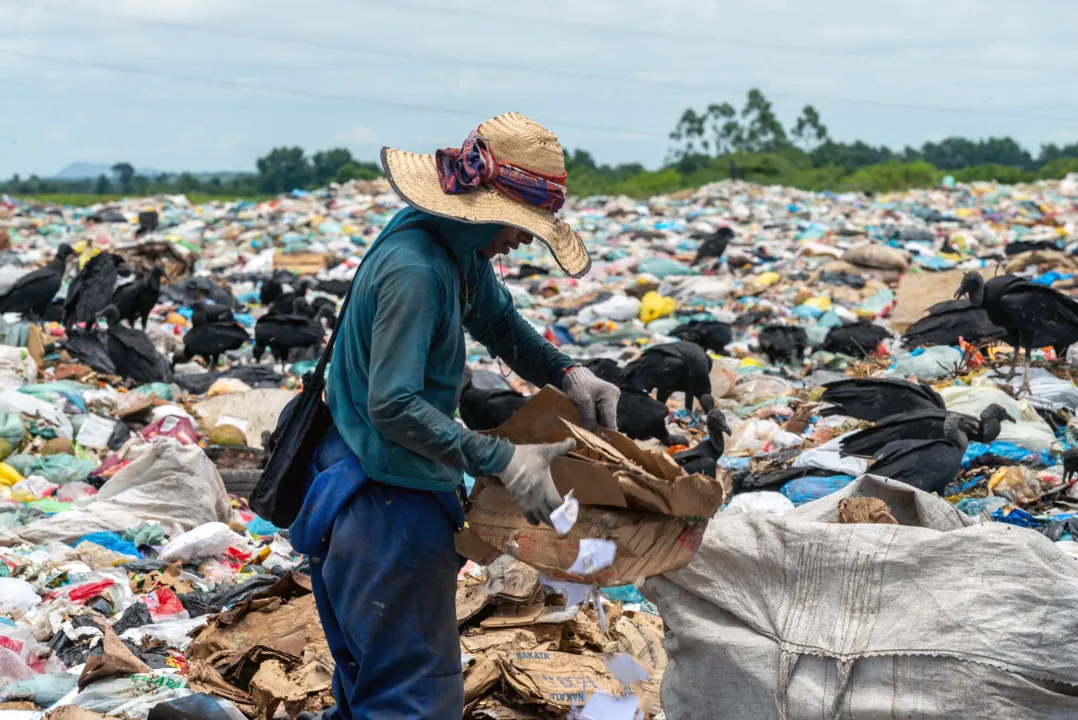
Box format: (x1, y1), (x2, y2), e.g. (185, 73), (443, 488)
(459, 482), (709, 585)
(457, 388), (724, 585)
(891, 268), (988, 333)
(500, 650), (635, 711)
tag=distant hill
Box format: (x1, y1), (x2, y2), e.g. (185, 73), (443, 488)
(51, 163), (250, 182)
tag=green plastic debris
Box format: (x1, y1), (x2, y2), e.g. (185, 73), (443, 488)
(133, 383), (173, 401)
(0, 413), (24, 448)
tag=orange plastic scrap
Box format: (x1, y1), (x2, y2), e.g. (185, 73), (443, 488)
(959, 338), (985, 367)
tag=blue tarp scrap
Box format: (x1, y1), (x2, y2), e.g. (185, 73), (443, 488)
(991, 506), (1040, 528)
(780, 475), (856, 506)
(961, 441), (1053, 469)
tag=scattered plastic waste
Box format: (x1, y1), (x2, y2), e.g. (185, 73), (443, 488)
(0, 173), (1075, 718)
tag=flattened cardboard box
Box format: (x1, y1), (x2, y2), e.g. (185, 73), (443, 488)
(455, 388), (725, 585)
(500, 650), (659, 715)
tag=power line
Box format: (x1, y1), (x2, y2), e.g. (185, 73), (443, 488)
(9, 0), (1078, 122)
(0, 47), (657, 138)
(347, 0), (1077, 74)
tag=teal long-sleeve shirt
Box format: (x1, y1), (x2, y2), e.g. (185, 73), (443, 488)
(326, 207), (577, 492)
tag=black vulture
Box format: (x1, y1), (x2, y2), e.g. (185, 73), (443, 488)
(739, 465), (836, 494)
(0, 244), (75, 318)
(902, 298), (1006, 349)
(672, 411), (731, 478)
(316, 278), (352, 298)
(173, 365), (285, 395)
(578, 358), (686, 444)
(515, 264), (547, 280)
(615, 390), (691, 446)
(1005, 240), (1058, 256)
(164, 276), (238, 311)
(818, 271), (866, 289)
(867, 414), (968, 494)
(820, 322), (891, 357)
(733, 308), (774, 327)
(457, 367), (527, 431)
(253, 312), (325, 363)
(669, 320), (732, 355)
(112, 267), (167, 329)
(136, 211), (159, 237)
(955, 272), (1078, 392)
(1064, 448), (1078, 485)
(839, 404), (1015, 458)
(581, 358), (629, 388)
(820, 378), (945, 422)
(293, 297), (337, 330)
(61, 330), (117, 375)
(260, 270), (295, 307)
(64, 252), (128, 331)
(99, 305), (173, 384)
(758, 325), (809, 364)
(624, 341), (713, 412)
(181, 303), (250, 369)
(43, 299), (65, 323)
(692, 227), (734, 265)
(268, 278), (314, 315)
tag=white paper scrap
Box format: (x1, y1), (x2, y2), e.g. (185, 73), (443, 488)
(605, 652), (650, 686)
(550, 489), (579, 535)
(567, 538), (617, 577)
(578, 691), (641, 720)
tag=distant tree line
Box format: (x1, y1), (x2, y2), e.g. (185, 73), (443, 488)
(565, 88), (1078, 196)
(1, 148), (382, 198)
(5, 88), (1078, 201)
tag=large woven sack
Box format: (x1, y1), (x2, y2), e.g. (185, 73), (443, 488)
(645, 475), (1078, 719)
(842, 243), (909, 271)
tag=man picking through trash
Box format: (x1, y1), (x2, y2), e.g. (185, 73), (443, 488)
(290, 113), (620, 719)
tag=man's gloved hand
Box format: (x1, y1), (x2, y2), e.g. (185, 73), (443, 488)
(492, 438), (577, 526)
(562, 365), (620, 431)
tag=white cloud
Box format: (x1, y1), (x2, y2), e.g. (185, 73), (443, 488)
(336, 124), (377, 144)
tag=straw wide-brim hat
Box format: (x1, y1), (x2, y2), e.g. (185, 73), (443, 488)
(381, 112), (591, 278)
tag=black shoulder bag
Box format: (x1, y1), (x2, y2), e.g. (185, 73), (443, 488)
(250, 220), (465, 527)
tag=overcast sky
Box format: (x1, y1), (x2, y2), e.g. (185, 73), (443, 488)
(3, 0), (1077, 177)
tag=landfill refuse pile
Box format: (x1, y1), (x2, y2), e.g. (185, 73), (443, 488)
(0, 173), (1077, 717)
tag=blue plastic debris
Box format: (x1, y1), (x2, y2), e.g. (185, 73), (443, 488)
(780, 475), (855, 506)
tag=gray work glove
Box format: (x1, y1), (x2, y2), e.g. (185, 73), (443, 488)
(491, 438), (577, 527)
(562, 365), (621, 431)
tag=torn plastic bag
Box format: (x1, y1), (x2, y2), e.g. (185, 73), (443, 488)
(0, 389), (72, 439)
(725, 491), (795, 516)
(941, 384), (1059, 452)
(576, 295), (641, 324)
(118, 617), (208, 652)
(0, 578), (41, 613)
(962, 441), (1053, 469)
(75, 415), (116, 451)
(885, 346), (963, 380)
(792, 436), (868, 476)
(0, 671), (78, 706)
(0, 413), (24, 447)
(146, 694), (247, 720)
(159, 523), (236, 563)
(780, 474), (856, 506)
(72, 674), (191, 719)
(112, 601), (154, 635)
(0, 438), (230, 547)
(6, 454), (97, 485)
(992, 367), (1078, 412)
(0, 647), (35, 683)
